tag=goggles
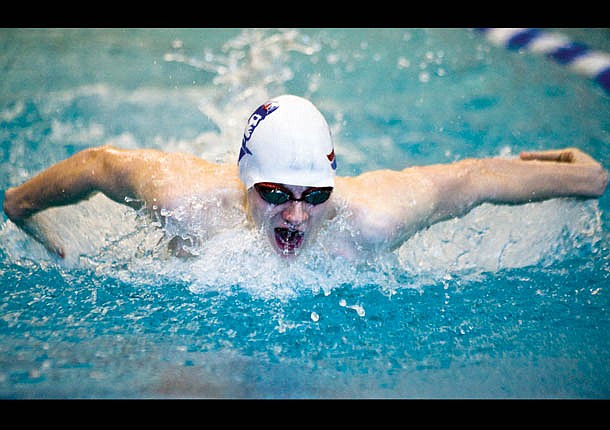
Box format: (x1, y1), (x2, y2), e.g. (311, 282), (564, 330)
(254, 182), (333, 206)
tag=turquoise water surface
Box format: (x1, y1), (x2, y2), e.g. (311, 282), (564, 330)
(1, 28), (609, 398)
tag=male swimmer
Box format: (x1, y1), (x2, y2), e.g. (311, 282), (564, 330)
(3, 94), (608, 260)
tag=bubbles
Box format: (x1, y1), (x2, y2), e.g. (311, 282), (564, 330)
(418, 71), (431, 83)
(164, 28), (320, 100)
(397, 57), (411, 69)
(339, 299), (366, 317)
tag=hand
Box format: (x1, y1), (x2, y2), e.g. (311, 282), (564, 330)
(520, 147), (608, 198)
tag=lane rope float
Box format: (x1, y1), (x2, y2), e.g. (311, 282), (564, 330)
(475, 28), (610, 96)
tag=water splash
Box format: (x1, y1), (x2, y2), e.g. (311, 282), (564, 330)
(162, 28), (324, 165)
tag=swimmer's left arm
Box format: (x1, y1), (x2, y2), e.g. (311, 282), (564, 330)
(337, 147), (608, 250)
(466, 147), (608, 204)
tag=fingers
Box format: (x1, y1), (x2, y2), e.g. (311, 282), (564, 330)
(520, 149), (574, 163)
(41, 241), (65, 259)
(52, 245), (66, 259)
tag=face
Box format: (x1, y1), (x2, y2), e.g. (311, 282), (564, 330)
(246, 182), (333, 257)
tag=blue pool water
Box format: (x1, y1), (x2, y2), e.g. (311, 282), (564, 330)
(1, 28), (609, 398)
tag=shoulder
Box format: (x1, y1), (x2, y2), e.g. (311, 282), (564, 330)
(149, 157), (244, 205)
(104, 147), (237, 187)
(100, 146), (245, 208)
(334, 168), (436, 206)
(332, 170), (436, 248)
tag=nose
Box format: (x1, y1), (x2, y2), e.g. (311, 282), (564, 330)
(282, 201), (309, 226)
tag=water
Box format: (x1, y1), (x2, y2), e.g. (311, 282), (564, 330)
(1, 28), (609, 398)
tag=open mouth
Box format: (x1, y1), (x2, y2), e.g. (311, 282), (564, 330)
(274, 227), (305, 254)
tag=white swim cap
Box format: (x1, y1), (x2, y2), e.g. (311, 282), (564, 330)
(238, 94), (336, 189)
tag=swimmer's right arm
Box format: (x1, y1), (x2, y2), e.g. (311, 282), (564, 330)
(2, 145), (172, 257)
(3, 145), (239, 257)
(3, 145), (151, 224)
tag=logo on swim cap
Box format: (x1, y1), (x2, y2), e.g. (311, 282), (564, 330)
(238, 101), (280, 164)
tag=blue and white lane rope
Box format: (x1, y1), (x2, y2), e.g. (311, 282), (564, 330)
(475, 28), (610, 96)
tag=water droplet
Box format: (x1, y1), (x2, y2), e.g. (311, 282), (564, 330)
(418, 71), (430, 83)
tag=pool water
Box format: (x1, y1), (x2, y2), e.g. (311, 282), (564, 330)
(1, 28), (609, 398)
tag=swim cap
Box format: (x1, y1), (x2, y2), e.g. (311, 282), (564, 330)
(238, 94), (336, 189)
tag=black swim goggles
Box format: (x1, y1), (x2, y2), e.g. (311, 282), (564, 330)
(254, 182), (333, 206)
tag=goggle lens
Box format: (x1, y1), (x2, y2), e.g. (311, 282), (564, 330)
(255, 183), (332, 206)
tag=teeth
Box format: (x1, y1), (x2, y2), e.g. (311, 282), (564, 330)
(275, 228), (304, 252)
(276, 228), (303, 243)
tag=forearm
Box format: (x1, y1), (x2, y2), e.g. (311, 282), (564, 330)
(3, 147), (105, 223)
(423, 153), (607, 227)
(472, 156), (608, 205)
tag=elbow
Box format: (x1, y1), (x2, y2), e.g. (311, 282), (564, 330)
(594, 166), (608, 197)
(582, 164), (609, 198)
(77, 145), (114, 189)
(355, 209), (417, 251)
(2, 188), (15, 220)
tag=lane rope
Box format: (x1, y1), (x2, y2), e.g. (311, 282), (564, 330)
(475, 28), (610, 96)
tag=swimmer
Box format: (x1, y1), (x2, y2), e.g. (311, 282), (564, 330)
(3, 94), (608, 260)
